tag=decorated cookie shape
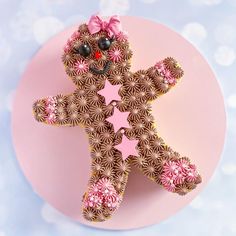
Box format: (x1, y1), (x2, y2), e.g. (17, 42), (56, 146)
(33, 14), (202, 222)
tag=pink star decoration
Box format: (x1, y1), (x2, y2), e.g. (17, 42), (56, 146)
(98, 79), (121, 105)
(115, 133), (139, 160)
(106, 105), (130, 133)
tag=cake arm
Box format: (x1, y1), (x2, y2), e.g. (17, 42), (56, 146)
(144, 57), (184, 100)
(32, 93), (81, 126)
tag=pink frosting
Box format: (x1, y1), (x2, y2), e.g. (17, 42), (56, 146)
(74, 60), (89, 74)
(160, 159), (199, 192)
(45, 96), (57, 124)
(155, 61), (176, 85)
(83, 178), (121, 210)
(108, 48), (123, 62)
(116, 31), (128, 41)
(63, 31), (80, 53)
(71, 31), (80, 41)
(186, 164), (198, 182)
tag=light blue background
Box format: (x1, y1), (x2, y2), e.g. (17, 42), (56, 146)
(1, 0), (236, 235)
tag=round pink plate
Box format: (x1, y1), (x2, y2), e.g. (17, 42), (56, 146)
(11, 16), (226, 230)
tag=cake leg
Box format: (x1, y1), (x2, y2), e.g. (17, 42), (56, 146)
(81, 124), (131, 222)
(132, 134), (202, 195)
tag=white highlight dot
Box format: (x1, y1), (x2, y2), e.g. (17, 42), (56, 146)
(227, 94), (236, 109)
(65, 15), (86, 26)
(189, 0), (222, 5)
(41, 203), (84, 235)
(55, 222), (83, 235)
(18, 60), (29, 74)
(0, 172), (6, 191)
(33, 16), (64, 45)
(182, 22), (207, 45)
(10, 11), (38, 42)
(214, 46), (236, 66)
(226, 0), (236, 6)
(140, 0), (158, 3)
(0, 31), (12, 67)
(99, 0), (130, 15)
(214, 24), (236, 45)
(0, 205), (8, 226)
(221, 163), (236, 175)
(5, 90), (15, 112)
(41, 203), (69, 224)
(228, 221), (236, 233)
(190, 196), (204, 209)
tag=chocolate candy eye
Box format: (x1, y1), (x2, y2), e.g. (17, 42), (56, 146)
(98, 37), (111, 50)
(77, 43), (91, 57)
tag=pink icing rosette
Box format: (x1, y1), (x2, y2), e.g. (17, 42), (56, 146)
(74, 60), (89, 74)
(155, 61), (177, 85)
(83, 178), (121, 210)
(45, 96), (57, 124)
(108, 48), (123, 62)
(160, 160), (199, 192)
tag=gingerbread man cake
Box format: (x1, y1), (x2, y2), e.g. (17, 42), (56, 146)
(33, 14), (202, 222)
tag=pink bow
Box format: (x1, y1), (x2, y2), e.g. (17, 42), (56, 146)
(88, 14), (121, 37)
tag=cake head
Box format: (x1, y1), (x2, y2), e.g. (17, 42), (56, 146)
(62, 15), (133, 87)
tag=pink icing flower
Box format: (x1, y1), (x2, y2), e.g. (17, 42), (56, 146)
(164, 75), (176, 85)
(160, 172), (174, 186)
(176, 159), (190, 171)
(88, 183), (100, 194)
(155, 61), (165, 74)
(63, 31), (80, 53)
(186, 164), (198, 182)
(45, 104), (56, 114)
(84, 192), (103, 208)
(104, 194), (120, 209)
(45, 96), (57, 124)
(173, 171), (186, 185)
(162, 161), (186, 186)
(155, 61), (176, 85)
(46, 96), (57, 105)
(71, 31), (80, 41)
(46, 113), (56, 124)
(163, 70), (176, 85)
(164, 182), (176, 192)
(84, 183), (103, 208)
(160, 159), (199, 192)
(63, 44), (70, 53)
(116, 31), (128, 42)
(164, 70), (171, 78)
(163, 160), (180, 176)
(108, 48), (123, 62)
(83, 178), (120, 210)
(63, 38), (73, 53)
(160, 173), (176, 192)
(74, 60), (89, 74)
(96, 178), (114, 195)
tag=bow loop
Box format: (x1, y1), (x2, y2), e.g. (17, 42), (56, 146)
(88, 14), (121, 37)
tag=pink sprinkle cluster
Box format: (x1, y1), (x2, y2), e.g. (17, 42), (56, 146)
(116, 31), (128, 42)
(155, 61), (176, 85)
(84, 178), (121, 210)
(74, 60), (89, 74)
(160, 159), (199, 192)
(63, 31), (80, 53)
(45, 96), (57, 124)
(108, 48), (123, 62)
